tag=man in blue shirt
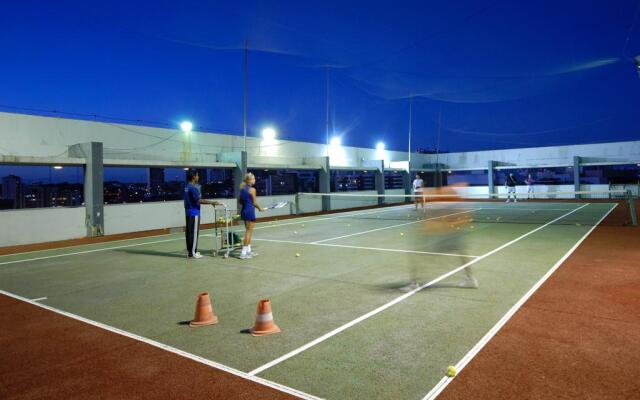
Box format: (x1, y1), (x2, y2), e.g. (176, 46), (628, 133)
(184, 169), (221, 259)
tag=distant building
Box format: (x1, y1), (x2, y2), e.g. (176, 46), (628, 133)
(2, 175), (22, 209)
(147, 168), (165, 199)
(416, 148), (448, 154)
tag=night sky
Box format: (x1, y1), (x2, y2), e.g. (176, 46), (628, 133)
(1, 0), (639, 153)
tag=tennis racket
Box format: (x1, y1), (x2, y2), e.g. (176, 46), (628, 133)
(265, 200), (289, 210)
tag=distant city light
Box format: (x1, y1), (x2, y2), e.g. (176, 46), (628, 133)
(262, 127), (277, 140)
(376, 142), (385, 151)
(53, 165), (63, 170)
(180, 121), (193, 134)
(330, 136), (341, 146)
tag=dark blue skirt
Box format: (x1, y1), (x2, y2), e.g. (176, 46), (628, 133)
(241, 207), (256, 222)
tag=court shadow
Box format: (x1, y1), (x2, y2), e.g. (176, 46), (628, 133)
(376, 280), (479, 293)
(177, 320), (191, 326)
(239, 328), (251, 334)
(116, 249), (187, 259)
(427, 282), (478, 290)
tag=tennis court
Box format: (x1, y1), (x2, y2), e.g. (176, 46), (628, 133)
(0, 196), (624, 400)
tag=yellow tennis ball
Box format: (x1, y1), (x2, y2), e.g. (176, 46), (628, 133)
(400, 232), (404, 236)
(301, 224), (305, 227)
(294, 231), (298, 234)
(347, 224), (351, 227)
(295, 253), (300, 257)
(446, 366), (457, 377)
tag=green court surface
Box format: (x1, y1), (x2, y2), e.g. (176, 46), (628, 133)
(0, 201), (616, 400)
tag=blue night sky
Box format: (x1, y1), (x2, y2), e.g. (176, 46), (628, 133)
(1, 0), (639, 152)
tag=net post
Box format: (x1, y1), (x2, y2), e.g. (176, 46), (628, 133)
(295, 193), (301, 215)
(376, 160), (385, 206)
(626, 189), (638, 226)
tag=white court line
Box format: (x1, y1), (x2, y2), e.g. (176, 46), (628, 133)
(253, 238), (479, 258)
(30, 297), (47, 302)
(0, 201), (585, 267)
(253, 203), (417, 230)
(0, 238), (179, 266)
(0, 232), (184, 258)
(312, 209), (481, 244)
(422, 203), (616, 400)
(0, 290), (321, 400)
(0, 203), (424, 266)
(248, 204), (590, 376)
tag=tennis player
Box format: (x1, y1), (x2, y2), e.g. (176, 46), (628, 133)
(184, 169), (221, 259)
(412, 173), (425, 210)
(400, 184), (478, 291)
(525, 173), (534, 199)
(505, 172), (518, 202)
(238, 173), (265, 259)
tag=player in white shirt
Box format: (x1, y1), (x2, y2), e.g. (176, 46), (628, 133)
(412, 174), (425, 210)
(525, 174), (534, 199)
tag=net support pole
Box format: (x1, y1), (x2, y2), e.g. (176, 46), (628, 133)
(319, 156), (331, 212)
(627, 189), (638, 226)
(375, 160), (385, 205)
(403, 170), (412, 203)
(219, 151), (247, 200)
(487, 160), (495, 196)
(573, 156), (581, 198)
(68, 142), (104, 237)
(294, 193), (301, 215)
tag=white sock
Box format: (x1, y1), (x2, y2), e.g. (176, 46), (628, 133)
(248, 245), (252, 253)
(241, 246), (248, 255)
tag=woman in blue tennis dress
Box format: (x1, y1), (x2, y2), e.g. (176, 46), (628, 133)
(238, 173), (264, 259)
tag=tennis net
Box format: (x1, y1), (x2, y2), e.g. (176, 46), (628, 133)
(294, 189), (638, 227)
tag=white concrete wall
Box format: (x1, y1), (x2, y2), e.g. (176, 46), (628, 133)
(0, 207), (85, 246)
(0, 112), (425, 168)
(103, 198), (242, 235)
(428, 141), (640, 170)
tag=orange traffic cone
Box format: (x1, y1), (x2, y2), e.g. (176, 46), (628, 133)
(190, 292), (219, 327)
(250, 299), (280, 336)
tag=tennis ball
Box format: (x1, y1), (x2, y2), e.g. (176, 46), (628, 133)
(400, 232), (404, 237)
(301, 224), (305, 227)
(294, 231), (298, 234)
(446, 365), (457, 377)
(470, 226), (475, 229)
(295, 253), (300, 257)
(347, 224), (351, 227)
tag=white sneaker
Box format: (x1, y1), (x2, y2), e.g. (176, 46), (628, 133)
(457, 277), (479, 288)
(191, 252), (204, 259)
(249, 251), (259, 257)
(239, 253), (253, 259)
(399, 281), (420, 292)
